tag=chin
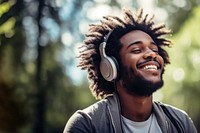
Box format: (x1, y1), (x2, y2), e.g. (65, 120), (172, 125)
(121, 67), (164, 97)
(124, 77), (164, 97)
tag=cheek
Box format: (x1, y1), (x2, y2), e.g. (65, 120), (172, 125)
(128, 55), (140, 71)
(126, 57), (140, 77)
(119, 52), (140, 73)
(157, 55), (164, 67)
(121, 65), (136, 81)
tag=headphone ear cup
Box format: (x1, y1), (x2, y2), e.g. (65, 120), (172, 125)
(100, 56), (118, 81)
(99, 30), (118, 81)
(110, 56), (119, 79)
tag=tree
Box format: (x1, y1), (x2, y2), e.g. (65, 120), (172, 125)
(162, 7), (200, 132)
(6, 0), (199, 132)
(0, 1), (27, 132)
(157, 0), (199, 32)
(0, 0), (103, 132)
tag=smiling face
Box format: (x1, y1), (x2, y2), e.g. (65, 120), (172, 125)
(119, 30), (164, 96)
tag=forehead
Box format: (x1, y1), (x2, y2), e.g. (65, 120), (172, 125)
(120, 30), (155, 46)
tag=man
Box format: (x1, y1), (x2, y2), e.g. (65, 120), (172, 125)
(64, 8), (197, 133)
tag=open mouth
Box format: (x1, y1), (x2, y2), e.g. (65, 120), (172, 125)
(137, 61), (161, 70)
(143, 65), (158, 70)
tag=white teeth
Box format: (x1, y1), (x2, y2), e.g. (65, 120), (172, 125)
(143, 65), (158, 70)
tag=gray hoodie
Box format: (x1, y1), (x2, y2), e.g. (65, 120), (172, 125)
(64, 93), (197, 133)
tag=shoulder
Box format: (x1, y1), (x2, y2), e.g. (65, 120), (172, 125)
(157, 102), (188, 117)
(154, 101), (197, 132)
(158, 102), (191, 123)
(63, 98), (111, 133)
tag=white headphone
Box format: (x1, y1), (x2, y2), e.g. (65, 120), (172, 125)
(99, 31), (119, 81)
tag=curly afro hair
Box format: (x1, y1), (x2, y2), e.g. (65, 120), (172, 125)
(78, 8), (172, 99)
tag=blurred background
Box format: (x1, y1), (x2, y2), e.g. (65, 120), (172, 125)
(0, 0), (200, 132)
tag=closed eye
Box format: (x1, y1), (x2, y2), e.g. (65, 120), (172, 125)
(151, 48), (159, 54)
(131, 49), (141, 54)
(152, 49), (158, 53)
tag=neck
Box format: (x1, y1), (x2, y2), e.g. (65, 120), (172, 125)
(116, 81), (153, 122)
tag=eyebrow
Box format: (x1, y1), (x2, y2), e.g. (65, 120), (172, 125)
(127, 41), (157, 49)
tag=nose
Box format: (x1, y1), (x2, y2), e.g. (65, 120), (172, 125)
(143, 50), (157, 59)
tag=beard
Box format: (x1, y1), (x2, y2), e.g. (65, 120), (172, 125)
(121, 65), (164, 97)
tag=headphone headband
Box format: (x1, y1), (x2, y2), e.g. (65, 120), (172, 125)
(103, 30), (113, 42)
(99, 31), (113, 58)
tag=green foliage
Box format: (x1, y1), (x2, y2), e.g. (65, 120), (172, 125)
(1, 0), (199, 132)
(0, 0), (97, 132)
(0, 1), (15, 36)
(0, 1), (12, 17)
(0, 17), (15, 36)
(162, 7), (200, 130)
(156, 0), (199, 32)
